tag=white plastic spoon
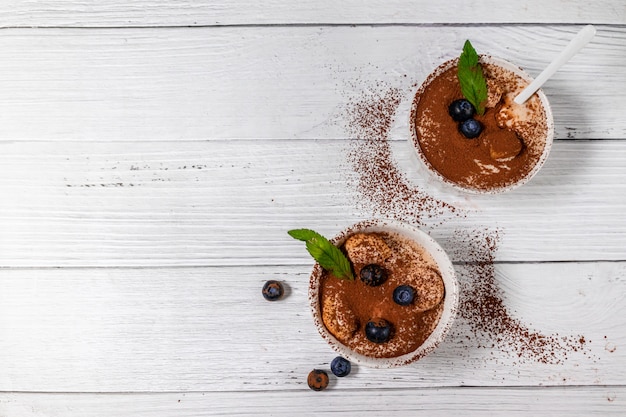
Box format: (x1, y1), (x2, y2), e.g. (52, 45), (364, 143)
(514, 25), (596, 104)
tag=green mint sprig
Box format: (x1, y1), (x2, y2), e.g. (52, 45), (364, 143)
(458, 40), (488, 116)
(288, 229), (354, 280)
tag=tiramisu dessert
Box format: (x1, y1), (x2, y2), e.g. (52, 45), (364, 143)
(411, 41), (553, 192)
(318, 231), (445, 358)
(291, 220), (457, 367)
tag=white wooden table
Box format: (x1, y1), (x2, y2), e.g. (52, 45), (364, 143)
(1, 2), (625, 416)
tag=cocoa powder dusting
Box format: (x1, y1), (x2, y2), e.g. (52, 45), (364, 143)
(320, 231), (444, 358)
(343, 85), (458, 226)
(339, 78), (590, 365)
(412, 60), (549, 192)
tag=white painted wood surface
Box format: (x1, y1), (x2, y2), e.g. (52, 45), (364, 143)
(0, 26), (623, 141)
(0, 0), (624, 26)
(1, 1), (625, 415)
(0, 387), (624, 417)
(1, 140), (625, 266)
(1, 263), (625, 392)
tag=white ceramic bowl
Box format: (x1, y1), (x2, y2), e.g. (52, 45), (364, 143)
(409, 56), (555, 194)
(308, 219), (458, 368)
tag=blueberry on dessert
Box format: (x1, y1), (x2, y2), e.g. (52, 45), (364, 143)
(365, 318), (392, 343)
(360, 264), (387, 287)
(262, 280), (284, 301)
(330, 356), (351, 377)
(459, 118), (482, 138)
(393, 285), (415, 306)
(448, 99), (475, 122)
(307, 369), (329, 391)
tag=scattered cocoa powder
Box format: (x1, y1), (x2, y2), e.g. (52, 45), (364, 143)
(451, 228), (590, 365)
(343, 84), (459, 226)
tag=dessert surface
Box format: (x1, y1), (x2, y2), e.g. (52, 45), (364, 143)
(320, 232), (445, 358)
(414, 61), (549, 191)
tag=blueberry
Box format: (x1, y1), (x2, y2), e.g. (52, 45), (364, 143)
(459, 118), (483, 138)
(448, 99), (475, 122)
(307, 369), (329, 391)
(393, 285), (415, 306)
(262, 280), (284, 301)
(330, 356), (351, 377)
(365, 318), (392, 344)
(360, 264), (387, 287)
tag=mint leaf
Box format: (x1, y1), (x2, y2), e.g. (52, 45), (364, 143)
(458, 40), (488, 115)
(287, 229), (319, 242)
(288, 229), (354, 280)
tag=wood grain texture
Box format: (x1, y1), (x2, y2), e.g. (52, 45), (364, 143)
(2, 4), (625, 414)
(0, 26), (623, 141)
(0, 387), (624, 416)
(0, 263), (624, 392)
(0, 0), (624, 27)
(1, 140), (625, 267)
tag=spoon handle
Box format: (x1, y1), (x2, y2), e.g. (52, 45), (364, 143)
(514, 25), (596, 104)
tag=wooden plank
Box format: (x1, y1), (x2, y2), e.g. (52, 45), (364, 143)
(0, 387), (624, 416)
(0, 0), (624, 27)
(0, 262), (624, 392)
(1, 140), (625, 267)
(0, 26), (623, 141)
